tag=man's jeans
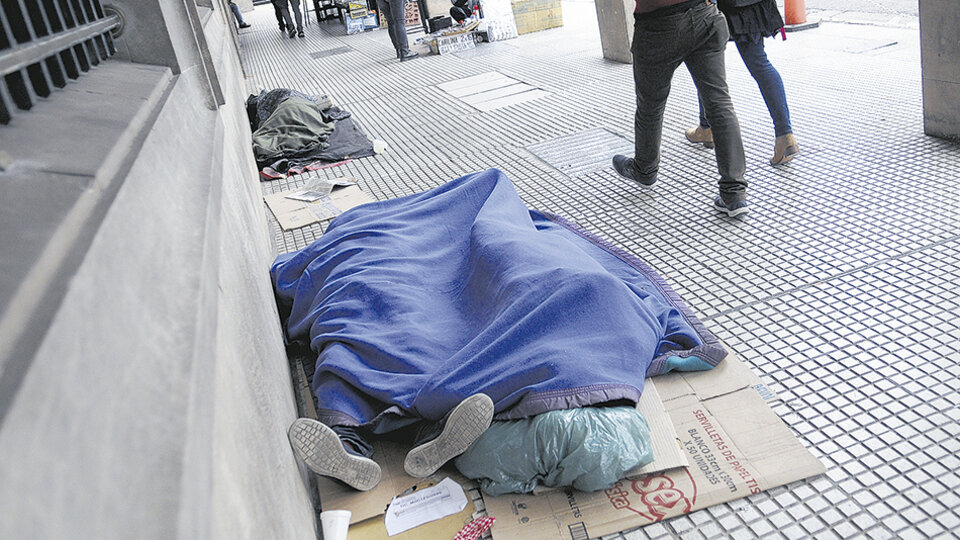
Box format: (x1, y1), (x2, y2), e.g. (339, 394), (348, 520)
(380, 0), (410, 54)
(274, 0), (304, 32)
(631, 2), (747, 202)
(699, 38), (792, 137)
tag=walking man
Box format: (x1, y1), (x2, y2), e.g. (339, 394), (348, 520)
(612, 0), (749, 217)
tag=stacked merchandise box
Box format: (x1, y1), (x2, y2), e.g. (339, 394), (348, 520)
(510, 0), (562, 35)
(362, 10), (379, 29)
(345, 0), (368, 34)
(348, 1), (368, 18)
(345, 15), (365, 33)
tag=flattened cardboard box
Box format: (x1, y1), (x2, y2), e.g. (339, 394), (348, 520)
(316, 379), (685, 527)
(264, 180), (373, 231)
(485, 353), (826, 540)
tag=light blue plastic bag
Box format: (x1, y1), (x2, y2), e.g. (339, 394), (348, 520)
(454, 406), (653, 496)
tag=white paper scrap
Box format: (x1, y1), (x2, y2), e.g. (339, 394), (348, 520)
(384, 477), (467, 536)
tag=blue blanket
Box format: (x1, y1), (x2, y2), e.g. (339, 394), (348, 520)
(271, 169), (726, 431)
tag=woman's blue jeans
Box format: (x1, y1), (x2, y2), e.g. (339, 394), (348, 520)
(700, 38), (792, 137)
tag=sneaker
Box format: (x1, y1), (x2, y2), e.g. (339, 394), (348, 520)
(287, 418), (382, 491)
(239, 22), (251, 28)
(714, 196), (749, 218)
(399, 50), (420, 62)
(279, 23), (286, 32)
(288, 27), (297, 38)
(403, 394), (494, 478)
(297, 28), (305, 38)
(611, 155), (657, 187)
(684, 125), (714, 148)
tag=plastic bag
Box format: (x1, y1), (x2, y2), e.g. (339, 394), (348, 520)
(454, 406), (653, 496)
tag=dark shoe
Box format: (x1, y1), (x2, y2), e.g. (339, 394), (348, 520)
(279, 23), (286, 32)
(288, 27), (297, 38)
(297, 29), (305, 37)
(239, 22), (251, 28)
(287, 418), (382, 491)
(714, 196), (749, 218)
(403, 393), (494, 478)
(399, 50), (420, 62)
(611, 155), (657, 187)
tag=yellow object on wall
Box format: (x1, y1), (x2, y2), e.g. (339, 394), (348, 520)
(510, 0), (563, 34)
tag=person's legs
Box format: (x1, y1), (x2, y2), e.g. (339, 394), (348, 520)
(735, 38), (799, 164)
(403, 393), (494, 478)
(274, 1), (286, 31)
(273, 0), (296, 36)
(380, 0), (401, 55)
(229, 2), (249, 27)
(617, 13), (687, 184)
(287, 418), (382, 491)
(684, 4), (747, 205)
(382, 0), (418, 59)
(683, 95), (714, 147)
(288, 0), (305, 34)
(735, 39), (791, 136)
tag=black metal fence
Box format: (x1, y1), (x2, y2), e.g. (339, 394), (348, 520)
(0, 0), (121, 124)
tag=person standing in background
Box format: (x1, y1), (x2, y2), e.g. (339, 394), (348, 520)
(684, 0), (799, 165)
(379, 0), (420, 61)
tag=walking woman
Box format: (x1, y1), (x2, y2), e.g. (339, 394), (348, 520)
(685, 0), (799, 165)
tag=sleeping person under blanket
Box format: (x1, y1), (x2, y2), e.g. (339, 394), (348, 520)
(272, 169), (726, 491)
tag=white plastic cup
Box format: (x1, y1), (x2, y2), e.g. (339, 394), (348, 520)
(320, 509), (351, 540)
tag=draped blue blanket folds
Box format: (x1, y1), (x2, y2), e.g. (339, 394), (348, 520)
(271, 169), (726, 431)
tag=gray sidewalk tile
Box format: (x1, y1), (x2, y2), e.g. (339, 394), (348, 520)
(239, 2), (960, 538)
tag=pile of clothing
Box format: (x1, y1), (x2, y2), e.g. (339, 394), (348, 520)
(246, 88), (375, 178)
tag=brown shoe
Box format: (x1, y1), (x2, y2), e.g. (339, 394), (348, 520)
(684, 126), (714, 148)
(771, 134), (800, 165)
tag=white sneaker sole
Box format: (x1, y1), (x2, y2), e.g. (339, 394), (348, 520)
(287, 418), (382, 491)
(403, 394), (494, 478)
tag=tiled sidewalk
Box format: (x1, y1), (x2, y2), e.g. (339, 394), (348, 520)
(240, 3), (960, 538)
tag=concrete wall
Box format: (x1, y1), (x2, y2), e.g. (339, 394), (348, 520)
(920, 0), (960, 139)
(0, 3), (316, 539)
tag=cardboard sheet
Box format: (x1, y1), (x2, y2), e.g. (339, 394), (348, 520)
(314, 350), (824, 540)
(484, 352), (826, 540)
(264, 178), (374, 230)
(626, 380), (688, 477)
(319, 377), (687, 520)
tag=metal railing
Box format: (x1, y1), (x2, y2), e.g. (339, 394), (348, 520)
(0, 0), (122, 124)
